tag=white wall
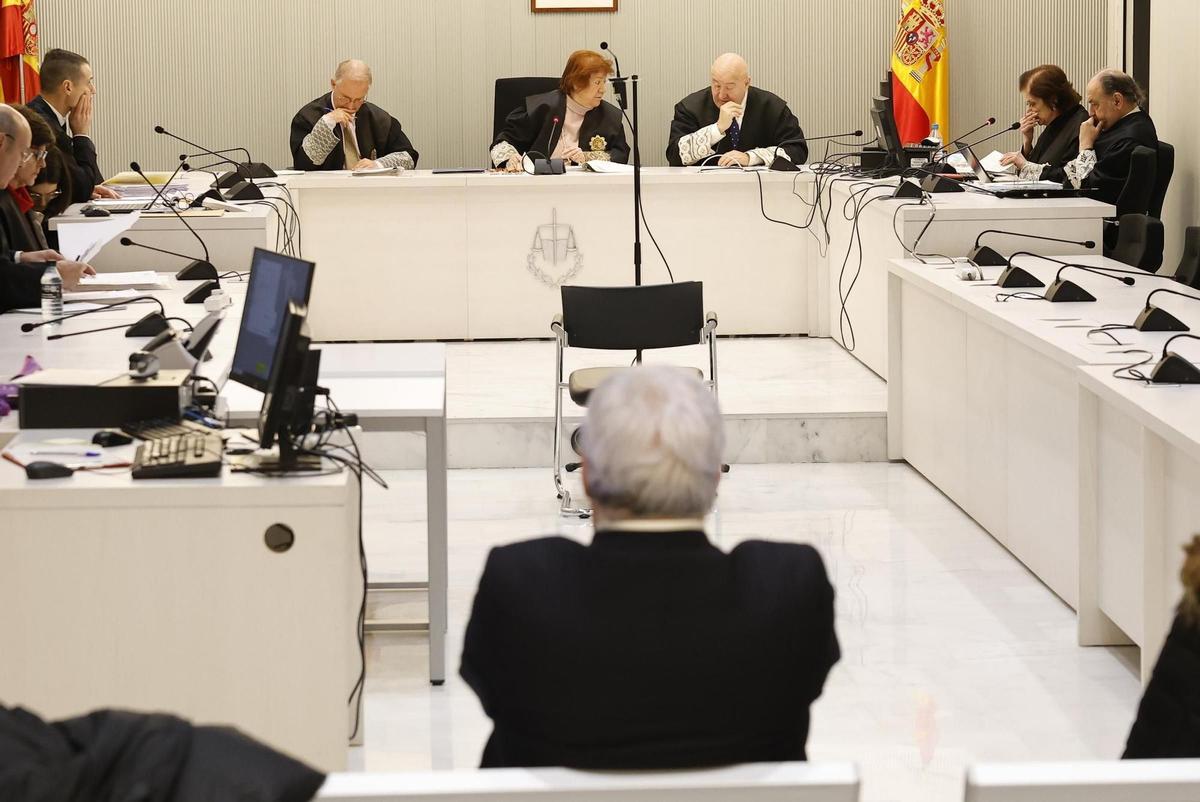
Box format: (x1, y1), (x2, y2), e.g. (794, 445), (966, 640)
(36, 0), (1110, 176)
(1149, 0), (1200, 271)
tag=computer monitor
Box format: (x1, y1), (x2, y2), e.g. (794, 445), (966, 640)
(255, 300), (322, 472)
(870, 96), (903, 165)
(229, 248), (316, 392)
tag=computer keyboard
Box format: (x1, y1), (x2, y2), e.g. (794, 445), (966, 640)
(131, 431), (225, 479)
(122, 418), (215, 441)
(83, 201), (154, 214)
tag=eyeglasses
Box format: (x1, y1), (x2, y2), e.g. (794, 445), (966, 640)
(29, 190), (61, 202)
(18, 149), (41, 165)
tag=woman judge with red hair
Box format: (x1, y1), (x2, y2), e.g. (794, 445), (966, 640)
(490, 50), (629, 172)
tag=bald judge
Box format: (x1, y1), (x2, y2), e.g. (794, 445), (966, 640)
(290, 59), (419, 171)
(667, 53), (807, 168)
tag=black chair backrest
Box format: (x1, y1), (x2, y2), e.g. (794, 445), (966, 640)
(1115, 146), (1157, 218)
(1149, 141), (1175, 219)
(561, 282), (704, 351)
(1175, 226), (1200, 289)
(1109, 213), (1153, 269)
(493, 77), (561, 141)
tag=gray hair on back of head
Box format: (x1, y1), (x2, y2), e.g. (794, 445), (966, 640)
(334, 59), (372, 85)
(582, 365), (724, 518)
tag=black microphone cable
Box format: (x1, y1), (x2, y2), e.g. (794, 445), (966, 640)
(615, 103), (674, 283)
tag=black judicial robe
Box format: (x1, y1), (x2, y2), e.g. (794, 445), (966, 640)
(1123, 613), (1200, 758)
(28, 95), (102, 204)
(1043, 110), (1158, 206)
(289, 93), (419, 171)
(0, 192), (42, 253)
(490, 90), (629, 165)
(666, 85), (807, 167)
(0, 218), (48, 314)
(1025, 104), (1089, 172)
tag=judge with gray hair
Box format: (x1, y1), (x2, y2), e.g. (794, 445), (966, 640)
(289, 59), (419, 171)
(461, 366), (839, 770)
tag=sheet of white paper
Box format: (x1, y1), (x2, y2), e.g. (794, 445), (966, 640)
(56, 211), (143, 264)
(62, 289), (141, 302)
(14, 369), (128, 386)
(583, 160), (634, 174)
(78, 271), (164, 289)
(980, 150), (1017, 175)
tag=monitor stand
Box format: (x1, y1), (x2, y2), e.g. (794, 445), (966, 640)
(251, 436), (323, 473)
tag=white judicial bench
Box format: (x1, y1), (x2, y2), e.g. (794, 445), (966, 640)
(966, 759), (1200, 801)
(886, 253), (1200, 677)
(316, 762), (860, 801)
(816, 181), (1114, 379)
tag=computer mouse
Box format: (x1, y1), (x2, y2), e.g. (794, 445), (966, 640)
(81, 206), (110, 217)
(25, 460), (75, 479)
(92, 430), (133, 447)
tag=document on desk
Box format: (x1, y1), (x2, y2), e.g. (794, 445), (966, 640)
(104, 170), (177, 186)
(77, 271), (165, 290)
(979, 150), (1017, 175)
(582, 161), (634, 174)
(57, 211), (142, 263)
(63, 289), (142, 302)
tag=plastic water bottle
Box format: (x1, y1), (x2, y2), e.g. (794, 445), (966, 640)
(40, 266), (62, 323)
(928, 124), (945, 160)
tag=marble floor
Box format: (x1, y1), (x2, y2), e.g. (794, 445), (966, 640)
(353, 462), (1143, 802)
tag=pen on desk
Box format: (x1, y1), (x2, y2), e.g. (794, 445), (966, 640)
(30, 450), (102, 457)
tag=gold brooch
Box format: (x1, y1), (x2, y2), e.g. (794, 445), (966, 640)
(589, 135), (607, 153)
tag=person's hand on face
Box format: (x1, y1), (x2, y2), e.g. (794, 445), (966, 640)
(1079, 116), (1103, 150)
(69, 92), (94, 137)
(717, 101), (743, 133)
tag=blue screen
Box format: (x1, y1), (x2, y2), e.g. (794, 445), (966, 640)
(230, 249), (314, 390)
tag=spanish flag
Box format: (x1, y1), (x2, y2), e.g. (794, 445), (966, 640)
(891, 0), (948, 145)
(0, 0), (38, 103)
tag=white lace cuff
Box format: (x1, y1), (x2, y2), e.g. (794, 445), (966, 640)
(302, 120), (339, 164)
(1018, 161), (1046, 181)
(376, 151), (415, 171)
(677, 123), (724, 166)
(1064, 149), (1097, 189)
(490, 141), (520, 167)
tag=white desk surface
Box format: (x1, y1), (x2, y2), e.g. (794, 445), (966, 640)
(223, 376), (446, 422)
(315, 342), (446, 377)
(888, 255), (1197, 370)
(1078, 362), (1200, 466)
(830, 178), (1115, 222)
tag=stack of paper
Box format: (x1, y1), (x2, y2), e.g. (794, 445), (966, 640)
(76, 271), (166, 291)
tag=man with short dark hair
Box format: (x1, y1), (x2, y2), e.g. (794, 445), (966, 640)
(28, 48), (116, 202)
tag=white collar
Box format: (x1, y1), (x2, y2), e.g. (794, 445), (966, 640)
(598, 517), (707, 533)
(45, 98), (69, 133)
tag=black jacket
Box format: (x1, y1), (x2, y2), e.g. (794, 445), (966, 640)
(491, 90), (629, 165)
(1124, 613), (1200, 758)
(1043, 110), (1158, 206)
(28, 95), (103, 204)
(0, 213), (46, 314)
(290, 93), (419, 171)
(0, 190), (42, 252)
(1025, 104), (1089, 171)
(0, 705), (325, 801)
(666, 86), (807, 167)
(460, 530), (839, 769)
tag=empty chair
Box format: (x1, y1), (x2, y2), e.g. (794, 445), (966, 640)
(551, 282), (718, 517)
(1105, 146), (1158, 251)
(1174, 227), (1200, 289)
(1150, 141), (1176, 219)
(492, 77), (560, 141)
(317, 763), (861, 801)
(1108, 213), (1165, 272)
(966, 759), (1200, 801)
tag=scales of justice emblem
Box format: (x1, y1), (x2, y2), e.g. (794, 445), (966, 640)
(526, 208), (585, 288)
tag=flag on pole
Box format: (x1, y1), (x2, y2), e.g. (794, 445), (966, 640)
(890, 0), (948, 145)
(0, 0), (38, 102)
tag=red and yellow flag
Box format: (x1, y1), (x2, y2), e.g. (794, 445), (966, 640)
(0, 0), (38, 103)
(890, 0), (948, 145)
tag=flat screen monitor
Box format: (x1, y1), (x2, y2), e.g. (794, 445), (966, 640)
(229, 248), (316, 392)
(255, 300), (322, 472)
(870, 96), (903, 164)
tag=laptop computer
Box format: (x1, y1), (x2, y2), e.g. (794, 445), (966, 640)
(953, 142), (1088, 198)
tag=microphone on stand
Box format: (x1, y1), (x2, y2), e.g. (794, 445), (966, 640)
(153, 125), (275, 179)
(180, 157), (264, 201)
(1134, 286), (1200, 332)
(969, 229), (1096, 267)
(996, 250), (1071, 288)
(21, 295), (169, 337)
(769, 130), (867, 172)
(600, 42), (627, 111)
(939, 122), (1021, 162)
(129, 162), (218, 287)
(1149, 333), (1200, 383)
(1044, 263), (1140, 303)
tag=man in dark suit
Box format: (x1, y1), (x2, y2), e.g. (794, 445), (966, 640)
(27, 49), (114, 204)
(461, 366), (839, 770)
(290, 59), (418, 172)
(666, 53), (807, 168)
(0, 105), (93, 314)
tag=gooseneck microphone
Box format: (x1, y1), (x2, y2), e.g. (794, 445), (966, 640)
(129, 161), (217, 284)
(153, 125), (274, 179)
(953, 117), (997, 146)
(1044, 263), (1147, 302)
(600, 42), (628, 111)
(21, 295), (169, 337)
(1150, 333), (1200, 384)
(969, 229), (1096, 267)
(995, 250), (1071, 289)
(939, 122), (1021, 162)
(769, 130), (868, 172)
(1135, 287), (1200, 332)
